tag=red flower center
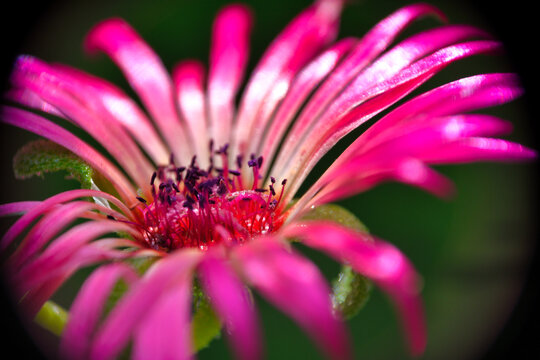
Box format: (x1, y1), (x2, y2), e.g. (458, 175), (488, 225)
(137, 143), (286, 251)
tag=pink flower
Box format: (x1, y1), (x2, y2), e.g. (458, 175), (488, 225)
(0, 1), (535, 359)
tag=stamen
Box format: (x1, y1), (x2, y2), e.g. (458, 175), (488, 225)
(140, 143), (285, 252)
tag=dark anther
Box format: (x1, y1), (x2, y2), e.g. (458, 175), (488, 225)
(236, 155), (243, 169)
(182, 201), (193, 210)
(169, 153), (175, 166)
(229, 170), (241, 176)
(255, 188), (267, 193)
(150, 172), (157, 186)
(269, 185), (276, 196)
(136, 196), (147, 203)
(282, 179), (287, 186)
(216, 143), (229, 155)
(190, 155), (197, 168)
(270, 176), (276, 184)
(257, 156), (263, 168)
(107, 215), (116, 220)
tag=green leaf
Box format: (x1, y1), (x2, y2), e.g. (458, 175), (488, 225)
(331, 265), (372, 319)
(191, 280), (222, 352)
(13, 139), (94, 189)
(301, 203), (369, 233)
(301, 203), (372, 320)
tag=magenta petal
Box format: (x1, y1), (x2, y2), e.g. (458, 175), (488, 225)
(232, 0), (343, 159)
(358, 73), (523, 150)
(208, 4), (252, 148)
(60, 263), (138, 359)
(173, 60), (210, 167)
(1, 107), (136, 205)
(272, 22), (486, 181)
(284, 222), (427, 356)
(421, 137), (537, 163)
(85, 18), (191, 163)
(51, 63), (170, 165)
(0, 201), (40, 217)
(15, 220), (138, 295)
(1, 189), (133, 252)
(133, 280), (193, 360)
(90, 250), (202, 360)
(258, 37), (356, 173)
(10, 57), (155, 195)
(199, 252), (262, 360)
(235, 237), (351, 360)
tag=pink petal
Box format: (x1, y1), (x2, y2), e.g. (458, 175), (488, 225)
(272, 22), (486, 181)
(5, 88), (64, 118)
(10, 201), (98, 269)
(258, 37), (356, 174)
(0, 201), (41, 217)
(208, 4), (252, 148)
(173, 60), (210, 167)
(85, 18), (191, 164)
(234, 237), (351, 360)
(284, 221), (427, 356)
(133, 279), (193, 360)
(1, 189), (134, 252)
(1, 107), (137, 205)
(10, 57), (155, 195)
(61, 263), (138, 359)
(357, 73), (523, 152)
(51, 63), (170, 165)
(198, 252), (262, 360)
(278, 40), (502, 202)
(421, 137), (537, 163)
(232, 0), (344, 160)
(90, 249), (202, 360)
(15, 220), (138, 294)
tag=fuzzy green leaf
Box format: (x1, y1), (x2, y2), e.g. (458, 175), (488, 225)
(191, 280), (222, 352)
(301, 203), (372, 319)
(13, 139), (94, 189)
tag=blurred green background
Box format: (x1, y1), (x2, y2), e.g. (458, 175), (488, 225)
(1, 0), (537, 359)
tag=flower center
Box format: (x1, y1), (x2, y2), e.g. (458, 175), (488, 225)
(136, 143), (286, 252)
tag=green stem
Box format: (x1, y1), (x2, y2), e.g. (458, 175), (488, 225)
(34, 301), (69, 336)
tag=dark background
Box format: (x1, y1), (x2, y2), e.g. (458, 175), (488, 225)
(1, 0), (538, 359)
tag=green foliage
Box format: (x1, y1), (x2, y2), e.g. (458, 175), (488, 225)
(301, 203), (372, 320)
(191, 280), (223, 352)
(13, 139), (94, 189)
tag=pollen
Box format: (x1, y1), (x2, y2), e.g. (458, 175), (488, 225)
(136, 143), (286, 252)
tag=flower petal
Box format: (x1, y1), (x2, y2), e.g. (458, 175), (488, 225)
(278, 40), (502, 202)
(1, 107), (137, 205)
(173, 60), (210, 168)
(284, 221), (427, 356)
(60, 263), (138, 359)
(50, 63), (170, 165)
(272, 22), (486, 182)
(232, 0), (344, 160)
(132, 279), (193, 360)
(198, 252), (262, 360)
(90, 249), (202, 360)
(234, 237), (351, 360)
(85, 18), (191, 163)
(10, 57), (155, 195)
(208, 4), (252, 148)
(1, 189), (134, 252)
(258, 37), (356, 174)
(0, 201), (41, 217)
